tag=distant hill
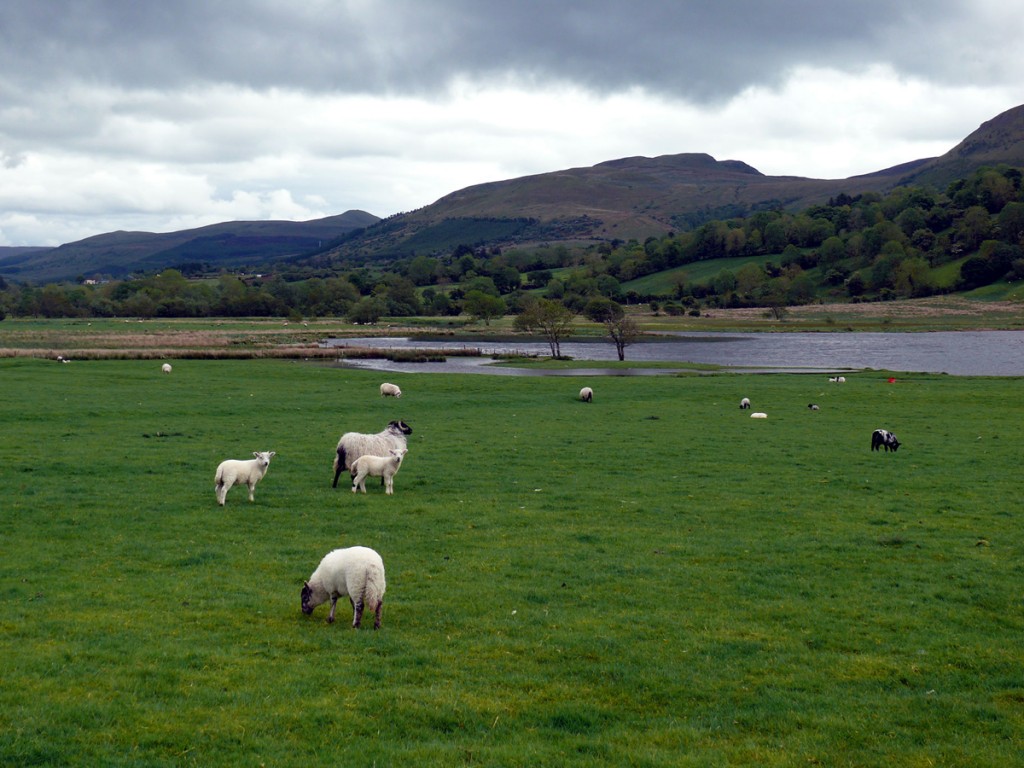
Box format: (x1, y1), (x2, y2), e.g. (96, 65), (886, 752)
(6, 103), (1024, 284)
(2, 211), (379, 284)
(306, 104), (1024, 267)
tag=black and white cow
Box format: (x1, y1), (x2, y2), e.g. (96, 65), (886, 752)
(871, 429), (900, 452)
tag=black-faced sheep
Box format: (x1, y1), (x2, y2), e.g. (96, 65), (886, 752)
(380, 382), (402, 398)
(301, 546), (386, 628)
(332, 420), (413, 488)
(808, 403), (819, 410)
(871, 429), (900, 452)
(739, 397), (751, 409)
(351, 448), (407, 495)
(580, 386), (593, 403)
(215, 451), (275, 505)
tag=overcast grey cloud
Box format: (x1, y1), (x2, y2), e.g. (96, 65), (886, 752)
(0, 1), (1021, 246)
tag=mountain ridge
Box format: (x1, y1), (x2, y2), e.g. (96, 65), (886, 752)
(6, 104), (1024, 284)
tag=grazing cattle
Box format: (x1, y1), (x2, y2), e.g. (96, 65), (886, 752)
(871, 429), (900, 452)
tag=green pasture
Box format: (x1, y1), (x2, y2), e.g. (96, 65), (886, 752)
(1, 358), (1022, 766)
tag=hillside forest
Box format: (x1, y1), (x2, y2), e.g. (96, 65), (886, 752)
(1, 166), (1023, 324)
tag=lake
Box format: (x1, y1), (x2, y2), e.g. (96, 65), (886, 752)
(324, 330), (1024, 377)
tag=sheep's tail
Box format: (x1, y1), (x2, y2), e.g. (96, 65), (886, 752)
(331, 446), (346, 488)
(362, 562), (386, 609)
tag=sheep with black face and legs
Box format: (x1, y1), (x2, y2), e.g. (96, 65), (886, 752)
(332, 420), (412, 488)
(871, 429), (900, 452)
(580, 387), (593, 403)
(301, 546), (386, 628)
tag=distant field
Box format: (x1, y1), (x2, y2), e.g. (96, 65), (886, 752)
(2, 357), (1022, 766)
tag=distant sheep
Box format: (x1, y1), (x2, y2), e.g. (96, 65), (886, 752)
(380, 382), (402, 398)
(215, 451), (276, 506)
(332, 420), (413, 488)
(871, 429), (900, 452)
(351, 447), (407, 495)
(301, 546), (386, 629)
(580, 386), (593, 403)
(808, 403), (819, 410)
(739, 397), (751, 409)
(750, 412), (768, 419)
(828, 376), (847, 383)
(161, 363), (172, 374)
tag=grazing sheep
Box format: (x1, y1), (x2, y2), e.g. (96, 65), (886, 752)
(215, 451), (276, 506)
(380, 382), (402, 398)
(750, 412), (768, 419)
(808, 403), (820, 410)
(871, 429), (900, 452)
(580, 386), (593, 403)
(332, 420), (413, 488)
(828, 376), (847, 383)
(161, 363), (172, 374)
(301, 546), (386, 628)
(351, 448), (407, 495)
(739, 397), (751, 409)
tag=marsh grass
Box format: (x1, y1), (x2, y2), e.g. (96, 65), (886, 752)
(1, 357), (1023, 765)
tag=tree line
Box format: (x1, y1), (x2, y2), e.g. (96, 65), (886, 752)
(1, 165), (1022, 324)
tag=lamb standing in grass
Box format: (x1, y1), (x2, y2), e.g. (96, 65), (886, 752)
(161, 363), (172, 374)
(351, 447), (407, 495)
(379, 382), (402, 398)
(332, 420), (412, 488)
(301, 546), (386, 628)
(215, 451), (275, 506)
(580, 386), (593, 403)
(739, 397), (751, 409)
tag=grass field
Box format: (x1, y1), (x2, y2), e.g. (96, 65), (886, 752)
(2, 355), (1023, 766)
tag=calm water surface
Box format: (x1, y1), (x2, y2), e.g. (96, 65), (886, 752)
(325, 331), (1024, 376)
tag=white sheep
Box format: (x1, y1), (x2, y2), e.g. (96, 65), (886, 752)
(214, 451), (275, 506)
(301, 546), (387, 628)
(161, 363), (172, 374)
(380, 382), (402, 398)
(739, 397), (751, 409)
(750, 412), (768, 419)
(580, 386), (593, 403)
(351, 448), (407, 495)
(332, 420), (412, 488)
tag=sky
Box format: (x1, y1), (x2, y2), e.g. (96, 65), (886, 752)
(1, 1), (1022, 247)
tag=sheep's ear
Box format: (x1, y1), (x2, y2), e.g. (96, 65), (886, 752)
(303, 581), (310, 589)
(253, 451), (260, 458)
(269, 452), (276, 458)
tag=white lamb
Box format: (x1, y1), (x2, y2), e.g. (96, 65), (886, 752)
(350, 447), (407, 495)
(379, 382), (402, 398)
(579, 386), (593, 403)
(332, 420), (412, 488)
(214, 451), (275, 506)
(161, 363), (172, 374)
(739, 397), (751, 409)
(750, 412), (768, 419)
(301, 546), (387, 629)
